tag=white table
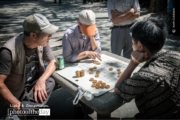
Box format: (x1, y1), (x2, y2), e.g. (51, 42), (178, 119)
(52, 51), (142, 119)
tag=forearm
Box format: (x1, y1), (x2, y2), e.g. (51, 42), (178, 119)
(127, 12), (140, 20)
(38, 60), (56, 82)
(90, 36), (98, 51)
(0, 83), (20, 105)
(77, 51), (88, 60)
(115, 60), (138, 87)
(111, 12), (133, 24)
(94, 46), (101, 53)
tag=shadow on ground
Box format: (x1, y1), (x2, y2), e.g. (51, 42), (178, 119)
(47, 88), (75, 119)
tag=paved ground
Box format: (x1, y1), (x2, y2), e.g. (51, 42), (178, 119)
(0, 0), (180, 119)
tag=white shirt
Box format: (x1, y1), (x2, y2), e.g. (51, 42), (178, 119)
(107, 0), (140, 26)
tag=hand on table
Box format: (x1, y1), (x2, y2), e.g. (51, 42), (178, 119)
(85, 51), (101, 61)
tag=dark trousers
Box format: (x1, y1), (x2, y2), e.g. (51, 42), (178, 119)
(20, 77), (55, 109)
(0, 77), (55, 118)
(111, 27), (133, 59)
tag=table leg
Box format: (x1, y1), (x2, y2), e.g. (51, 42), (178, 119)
(97, 113), (111, 119)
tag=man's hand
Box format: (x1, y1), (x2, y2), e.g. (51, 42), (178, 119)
(131, 51), (148, 65)
(33, 80), (48, 103)
(114, 87), (121, 95)
(111, 8), (135, 24)
(85, 51), (101, 61)
(129, 8), (135, 14)
(11, 101), (21, 111)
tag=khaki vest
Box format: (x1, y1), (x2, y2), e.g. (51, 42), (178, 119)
(0, 33), (45, 99)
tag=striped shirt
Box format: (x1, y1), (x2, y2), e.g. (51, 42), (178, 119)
(118, 51), (180, 119)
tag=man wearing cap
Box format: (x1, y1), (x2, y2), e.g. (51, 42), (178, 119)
(62, 9), (100, 119)
(107, 0), (140, 59)
(0, 13), (58, 118)
(62, 9), (101, 63)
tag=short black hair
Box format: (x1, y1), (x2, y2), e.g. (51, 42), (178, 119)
(24, 31), (30, 36)
(23, 30), (41, 37)
(130, 17), (167, 53)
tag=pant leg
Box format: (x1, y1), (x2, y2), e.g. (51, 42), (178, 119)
(0, 100), (9, 118)
(0, 77), (55, 118)
(20, 77), (55, 110)
(111, 28), (125, 56)
(123, 27), (133, 59)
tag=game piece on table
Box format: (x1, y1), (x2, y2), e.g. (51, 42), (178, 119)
(109, 68), (113, 71)
(105, 85), (110, 89)
(89, 78), (94, 81)
(89, 71), (94, 74)
(93, 66), (97, 69)
(95, 74), (99, 77)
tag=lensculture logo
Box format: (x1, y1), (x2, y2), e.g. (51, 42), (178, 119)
(8, 108), (50, 116)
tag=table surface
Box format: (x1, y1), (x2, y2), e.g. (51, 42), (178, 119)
(52, 51), (142, 116)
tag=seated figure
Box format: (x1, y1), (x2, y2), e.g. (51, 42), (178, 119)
(62, 9), (101, 119)
(115, 18), (180, 119)
(0, 13), (58, 119)
(62, 9), (101, 62)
